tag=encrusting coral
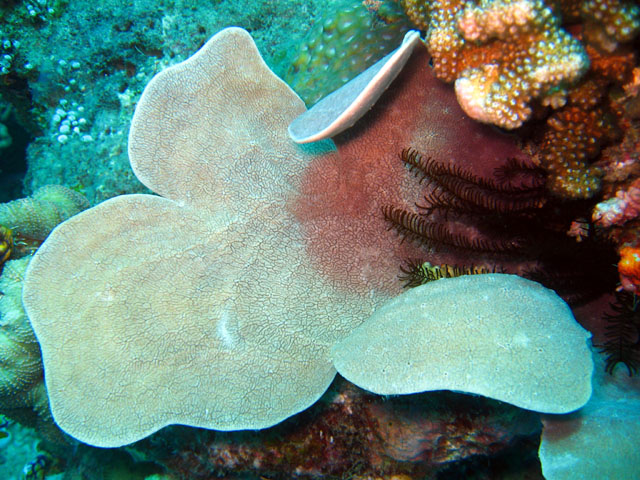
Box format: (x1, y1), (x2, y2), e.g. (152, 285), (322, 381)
(0, 257), (58, 441)
(22, 27), (594, 449)
(0, 257), (41, 407)
(0, 185), (89, 250)
(0, 186), (89, 427)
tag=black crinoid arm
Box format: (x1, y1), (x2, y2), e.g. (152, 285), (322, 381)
(600, 290), (640, 376)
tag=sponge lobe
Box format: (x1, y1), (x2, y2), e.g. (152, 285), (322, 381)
(332, 274), (593, 414)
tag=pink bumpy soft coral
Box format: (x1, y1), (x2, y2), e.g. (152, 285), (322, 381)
(593, 178), (640, 229)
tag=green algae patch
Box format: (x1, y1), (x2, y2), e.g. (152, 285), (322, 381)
(331, 274), (593, 414)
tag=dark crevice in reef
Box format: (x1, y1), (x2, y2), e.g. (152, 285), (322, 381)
(435, 432), (543, 480)
(0, 107), (31, 202)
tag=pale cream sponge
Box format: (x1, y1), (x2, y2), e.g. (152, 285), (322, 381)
(332, 274), (593, 414)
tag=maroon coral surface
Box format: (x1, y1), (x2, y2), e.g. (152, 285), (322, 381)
(292, 46), (531, 295)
